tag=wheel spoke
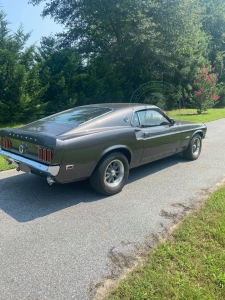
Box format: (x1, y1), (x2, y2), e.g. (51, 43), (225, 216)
(104, 159), (125, 188)
(109, 177), (114, 183)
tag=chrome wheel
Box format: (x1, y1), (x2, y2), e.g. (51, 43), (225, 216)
(192, 137), (201, 156)
(104, 159), (124, 188)
(183, 134), (202, 161)
(89, 152), (129, 195)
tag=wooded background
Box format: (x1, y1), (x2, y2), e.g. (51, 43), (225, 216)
(1, 0), (225, 123)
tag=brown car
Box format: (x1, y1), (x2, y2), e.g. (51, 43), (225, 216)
(0, 103), (207, 195)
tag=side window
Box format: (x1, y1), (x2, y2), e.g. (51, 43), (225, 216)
(131, 112), (140, 127)
(137, 110), (170, 127)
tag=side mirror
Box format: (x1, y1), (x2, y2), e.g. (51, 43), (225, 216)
(170, 118), (176, 125)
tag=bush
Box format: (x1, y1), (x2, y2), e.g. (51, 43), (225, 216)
(193, 64), (220, 114)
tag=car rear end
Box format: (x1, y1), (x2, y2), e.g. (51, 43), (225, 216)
(0, 128), (64, 183)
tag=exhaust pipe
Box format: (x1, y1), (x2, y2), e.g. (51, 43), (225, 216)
(47, 176), (55, 186)
(6, 159), (12, 165)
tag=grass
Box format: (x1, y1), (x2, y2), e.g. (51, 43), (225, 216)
(166, 108), (225, 123)
(0, 155), (15, 172)
(106, 185), (225, 300)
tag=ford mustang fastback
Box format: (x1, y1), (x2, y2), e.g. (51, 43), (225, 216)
(0, 103), (207, 195)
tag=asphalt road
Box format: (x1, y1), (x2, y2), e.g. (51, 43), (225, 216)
(0, 118), (225, 300)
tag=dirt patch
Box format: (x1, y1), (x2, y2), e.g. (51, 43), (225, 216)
(160, 210), (179, 220)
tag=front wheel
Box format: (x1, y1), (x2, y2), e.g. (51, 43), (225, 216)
(89, 152), (129, 196)
(183, 134), (202, 160)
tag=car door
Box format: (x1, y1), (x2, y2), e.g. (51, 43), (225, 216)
(132, 109), (181, 163)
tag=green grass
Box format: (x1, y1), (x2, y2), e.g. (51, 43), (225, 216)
(106, 185), (225, 300)
(167, 108), (225, 123)
(0, 155), (15, 172)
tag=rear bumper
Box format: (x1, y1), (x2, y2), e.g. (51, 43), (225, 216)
(0, 148), (60, 176)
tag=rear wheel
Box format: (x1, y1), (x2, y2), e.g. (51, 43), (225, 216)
(183, 134), (202, 160)
(89, 152), (129, 196)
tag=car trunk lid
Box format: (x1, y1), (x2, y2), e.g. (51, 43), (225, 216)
(0, 128), (61, 165)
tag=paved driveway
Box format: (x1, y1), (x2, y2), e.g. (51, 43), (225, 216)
(0, 118), (225, 300)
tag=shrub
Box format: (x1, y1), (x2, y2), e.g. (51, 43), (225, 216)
(193, 64), (220, 114)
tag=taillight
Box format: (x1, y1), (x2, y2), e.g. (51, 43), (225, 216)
(0, 137), (11, 149)
(38, 147), (53, 163)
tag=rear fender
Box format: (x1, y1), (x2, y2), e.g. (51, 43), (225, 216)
(99, 145), (132, 164)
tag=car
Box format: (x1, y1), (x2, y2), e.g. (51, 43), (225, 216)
(0, 103), (207, 195)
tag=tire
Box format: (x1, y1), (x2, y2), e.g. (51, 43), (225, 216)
(183, 134), (202, 160)
(89, 152), (129, 196)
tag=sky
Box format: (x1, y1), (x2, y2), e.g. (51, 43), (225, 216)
(0, 0), (63, 46)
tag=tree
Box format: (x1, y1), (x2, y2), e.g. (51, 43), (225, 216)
(200, 0), (225, 70)
(29, 1), (209, 106)
(194, 0), (225, 108)
(0, 10), (42, 123)
(36, 36), (85, 113)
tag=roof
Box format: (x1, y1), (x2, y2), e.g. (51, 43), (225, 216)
(81, 103), (158, 111)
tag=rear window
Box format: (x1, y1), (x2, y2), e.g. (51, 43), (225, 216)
(44, 107), (112, 125)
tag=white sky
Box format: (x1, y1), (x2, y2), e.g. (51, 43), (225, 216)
(0, 0), (63, 46)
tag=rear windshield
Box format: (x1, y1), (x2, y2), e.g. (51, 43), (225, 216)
(44, 106), (112, 126)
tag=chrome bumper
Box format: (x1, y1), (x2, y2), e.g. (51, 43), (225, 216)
(0, 148), (60, 176)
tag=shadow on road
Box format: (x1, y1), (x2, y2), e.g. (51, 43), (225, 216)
(0, 154), (186, 222)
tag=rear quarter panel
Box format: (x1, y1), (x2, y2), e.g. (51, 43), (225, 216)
(55, 127), (143, 183)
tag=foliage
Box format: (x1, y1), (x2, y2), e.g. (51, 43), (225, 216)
(36, 36), (84, 114)
(200, 0), (225, 75)
(1, 1), (225, 124)
(0, 11), (44, 123)
(29, 0), (209, 106)
(193, 64), (220, 113)
(214, 83), (225, 107)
